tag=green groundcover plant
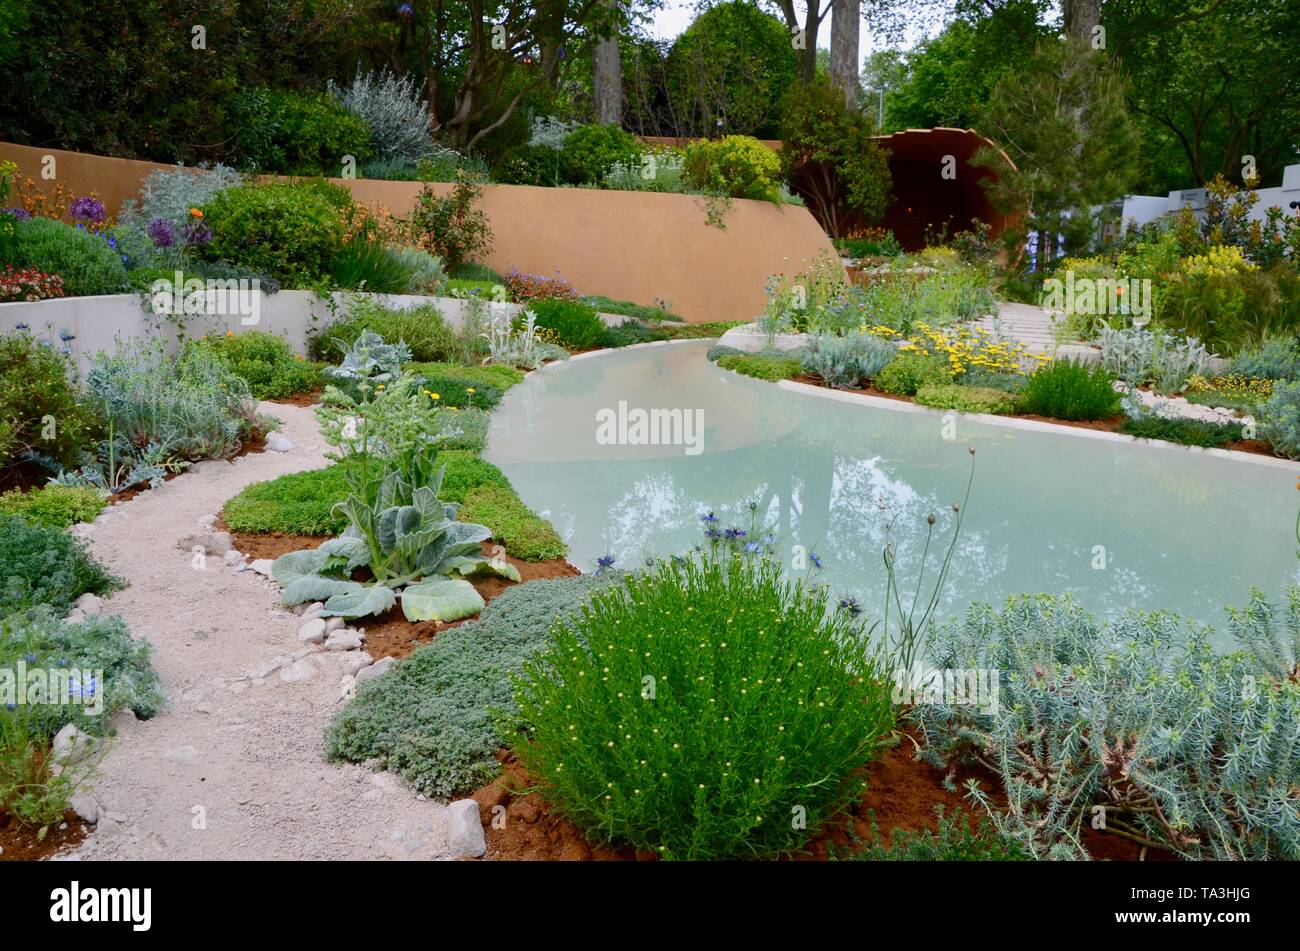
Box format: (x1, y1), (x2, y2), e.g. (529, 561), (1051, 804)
(715, 352), (802, 381)
(1120, 414), (1240, 448)
(874, 352), (953, 396)
(326, 574), (615, 799)
(0, 485), (105, 530)
(0, 514), (122, 616)
(505, 550), (897, 860)
(914, 384), (1018, 415)
(457, 485), (568, 562)
(914, 592), (1300, 860)
(223, 452), (511, 537)
(525, 298), (606, 351)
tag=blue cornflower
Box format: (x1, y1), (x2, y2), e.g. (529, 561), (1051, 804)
(723, 527), (746, 540)
(699, 511), (719, 523)
(59, 329), (75, 342)
(838, 596), (863, 618)
(14, 322), (29, 331)
(56, 658), (68, 667)
(808, 551), (823, 569)
(60, 347), (72, 354)
(23, 653), (37, 664)
(594, 554), (616, 575)
(761, 533), (777, 546)
(704, 526), (721, 540)
(744, 541), (761, 554)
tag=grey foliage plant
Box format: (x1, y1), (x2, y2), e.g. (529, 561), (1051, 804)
(801, 332), (897, 388)
(329, 68), (434, 164)
(1097, 322), (1215, 394)
(913, 593), (1300, 861)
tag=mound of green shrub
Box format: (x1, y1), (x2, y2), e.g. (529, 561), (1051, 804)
(231, 88), (373, 176)
(1120, 415), (1240, 448)
(507, 553), (896, 860)
(526, 298), (606, 351)
(874, 352), (953, 396)
(1018, 359), (1121, 421)
(0, 485), (104, 529)
(202, 181), (346, 284)
(494, 144), (564, 186)
(559, 123), (642, 184)
(458, 485), (567, 562)
(185, 331), (321, 400)
(0, 513), (121, 616)
(715, 352), (802, 381)
(0, 330), (99, 469)
(223, 451), (510, 536)
(310, 299), (458, 364)
(914, 384), (1018, 415)
(325, 574), (614, 799)
(14, 217), (128, 297)
(682, 135), (782, 202)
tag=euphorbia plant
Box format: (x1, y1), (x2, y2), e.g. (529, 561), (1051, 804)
(272, 444), (518, 621)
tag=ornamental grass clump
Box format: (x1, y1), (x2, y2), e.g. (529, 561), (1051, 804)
(506, 551), (897, 860)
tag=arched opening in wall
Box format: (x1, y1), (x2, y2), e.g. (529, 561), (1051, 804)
(873, 128), (1020, 252)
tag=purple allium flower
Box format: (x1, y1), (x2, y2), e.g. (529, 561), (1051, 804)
(147, 217), (175, 248)
(1, 207), (29, 220)
(70, 196), (106, 224)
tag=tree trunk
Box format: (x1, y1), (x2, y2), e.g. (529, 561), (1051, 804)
(592, 3), (622, 126)
(829, 0), (859, 106)
(1064, 0), (1102, 43)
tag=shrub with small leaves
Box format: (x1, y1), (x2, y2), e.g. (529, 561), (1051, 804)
(1259, 380), (1300, 459)
(0, 485), (104, 529)
(1018, 359), (1121, 421)
(914, 384), (1018, 415)
(873, 352), (953, 396)
(0, 513), (121, 616)
(801, 333), (897, 388)
(506, 551), (897, 860)
(525, 298), (605, 351)
(715, 352), (802, 381)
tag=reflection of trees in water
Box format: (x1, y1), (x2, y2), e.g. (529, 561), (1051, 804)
(497, 346), (1297, 636)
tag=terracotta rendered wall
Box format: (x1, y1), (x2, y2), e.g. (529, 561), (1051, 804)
(0, 142), (837, 324)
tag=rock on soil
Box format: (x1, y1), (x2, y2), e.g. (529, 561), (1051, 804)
(446, 800), (487, 858)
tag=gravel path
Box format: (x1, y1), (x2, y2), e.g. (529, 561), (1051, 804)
(67, 403), (453, 860)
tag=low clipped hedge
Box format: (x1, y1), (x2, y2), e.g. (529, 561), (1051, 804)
(325, 574), (615, 798)
(457, 485), (568, 562)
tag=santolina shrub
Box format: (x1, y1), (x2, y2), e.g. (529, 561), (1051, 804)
(506, 552), (896, 860)
(1017, 359), (1121, 421)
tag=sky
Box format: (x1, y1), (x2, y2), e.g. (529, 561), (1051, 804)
(641, 0), (944, 64)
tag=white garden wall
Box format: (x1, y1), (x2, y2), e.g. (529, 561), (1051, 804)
(0, 291), (586, 375)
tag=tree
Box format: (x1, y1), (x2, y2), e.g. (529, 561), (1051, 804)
(592, 0), (624, 125)
(972, 38), (1141, 269)
(1107, 0), (1300, 189)
(768, 1), (831, 84)
(829, 0), (860, 106)
(779, 78), (892, 237)
(666, 2), (797, 137)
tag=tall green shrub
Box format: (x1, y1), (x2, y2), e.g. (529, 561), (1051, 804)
(201, 182), (345, 283)
(13, 217), (127, 296)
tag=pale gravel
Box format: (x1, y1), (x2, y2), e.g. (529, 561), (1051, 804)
(67, 402), (453, 861)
